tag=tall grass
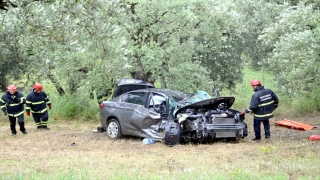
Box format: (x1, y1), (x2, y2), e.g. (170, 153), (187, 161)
(279, 86), (320, 117)
(222, 68), (320, 117)
(49, 93), (99, 121)
(222, 68), (278, 111)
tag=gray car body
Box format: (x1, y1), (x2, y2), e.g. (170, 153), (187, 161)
(100, 88), (188, 140)
(99, 88), (245, 141)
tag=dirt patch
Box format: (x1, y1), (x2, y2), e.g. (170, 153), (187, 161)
(0, 115), (319, 179)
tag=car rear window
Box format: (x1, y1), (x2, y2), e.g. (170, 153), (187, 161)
(113, 84), (154, 98)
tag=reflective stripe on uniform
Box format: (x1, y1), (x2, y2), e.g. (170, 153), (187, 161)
(8, 110), (24, 117)
(258, 100), (275, 107)
(26, 101), (45, 105)
(31, 108), (48, 113)
(253, 112), (273, 118)
(45, 98), (51, 104)
(19, 97), (25, 103)
(8, 103), (20, 106)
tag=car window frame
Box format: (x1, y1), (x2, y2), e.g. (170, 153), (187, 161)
(147, 93), (168, 114)
(120, 91), (148, 106)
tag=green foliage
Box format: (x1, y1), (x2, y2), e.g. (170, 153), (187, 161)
(50, 93), (99, 120)
(2, 1), (130, 94)
(43, 80), (99, 120)
(1, 0), (249, 96)
(233, 0), (288, 71)
(259, 3), (320, 96)
(280, 86), (320, 116)
(123, 0), (219, 88)
(193, 0), (245, 90)
(164, 61), (214, 93)
(0, 8), (26, 91)
(1, 0), (320, 114)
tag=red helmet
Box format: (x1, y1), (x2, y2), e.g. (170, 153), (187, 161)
(250, 79), (261, 86)
(33, 83), (43, 91)
(7, 85), (17, 91)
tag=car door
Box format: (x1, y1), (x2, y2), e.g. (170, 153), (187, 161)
(128, 92), (166, 138)
(119, 91), (149, 135)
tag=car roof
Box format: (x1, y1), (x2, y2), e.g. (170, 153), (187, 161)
(117, 78), (154, 87)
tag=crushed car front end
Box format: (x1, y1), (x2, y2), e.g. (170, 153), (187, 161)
(173, 97), (248, 144)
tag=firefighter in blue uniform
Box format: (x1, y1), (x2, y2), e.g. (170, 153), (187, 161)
(240, 80), (279, 141)
(26, 83), (52, 130)
(0, 85), (27, 135)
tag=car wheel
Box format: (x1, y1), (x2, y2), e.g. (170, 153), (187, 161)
(107, 119), (122, 140)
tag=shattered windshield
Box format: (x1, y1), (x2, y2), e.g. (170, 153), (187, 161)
(184, 90), (212, 105)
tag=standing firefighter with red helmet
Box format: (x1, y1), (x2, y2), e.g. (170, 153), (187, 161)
(240, 79), (279, 141)
(0, 85), (27, 135)
(26, 83), (52, 130)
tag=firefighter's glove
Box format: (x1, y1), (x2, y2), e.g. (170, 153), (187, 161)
(240, 110), (245, 115)
(48, 105), (52, 109)
(26, 112), (30, 116)
(11, 95), (16, 99)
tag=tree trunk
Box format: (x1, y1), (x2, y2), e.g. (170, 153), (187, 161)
(130, 71), (154, 84)
(47, 72), (65, 96)
(0, 76), (7, 92)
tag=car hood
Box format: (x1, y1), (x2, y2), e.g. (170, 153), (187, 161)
(174, 97), (235, 116)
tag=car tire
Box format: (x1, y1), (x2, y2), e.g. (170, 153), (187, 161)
(106, 119), (122, 140)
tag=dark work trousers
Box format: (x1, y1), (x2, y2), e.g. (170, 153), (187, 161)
(9, 114), (25, 134)
(32, 111), (49, 129)
(253, 118), (270, 138)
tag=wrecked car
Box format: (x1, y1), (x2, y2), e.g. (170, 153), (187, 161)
(99, 88), (247, 145)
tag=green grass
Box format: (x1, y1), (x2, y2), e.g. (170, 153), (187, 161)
(49, 93), (99, 121)
(1, 69), (320, 180)
(0, 117), (319, 180)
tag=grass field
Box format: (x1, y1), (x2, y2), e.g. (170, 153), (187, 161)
(0, 114), (320, 180)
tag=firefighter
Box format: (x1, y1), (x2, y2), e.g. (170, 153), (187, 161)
(26, 83), (52, 130)
(240, 79), (279, 141)
(0, 85), (27, 135)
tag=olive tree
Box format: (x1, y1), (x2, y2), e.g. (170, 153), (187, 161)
(231, 0), (289, 71)
(259, 3), (320, 95)
(2, 1), (129, 95)
(117, 0), (249, 93)
(1, 0), (253, 96)
(0, 4), (28, 91)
